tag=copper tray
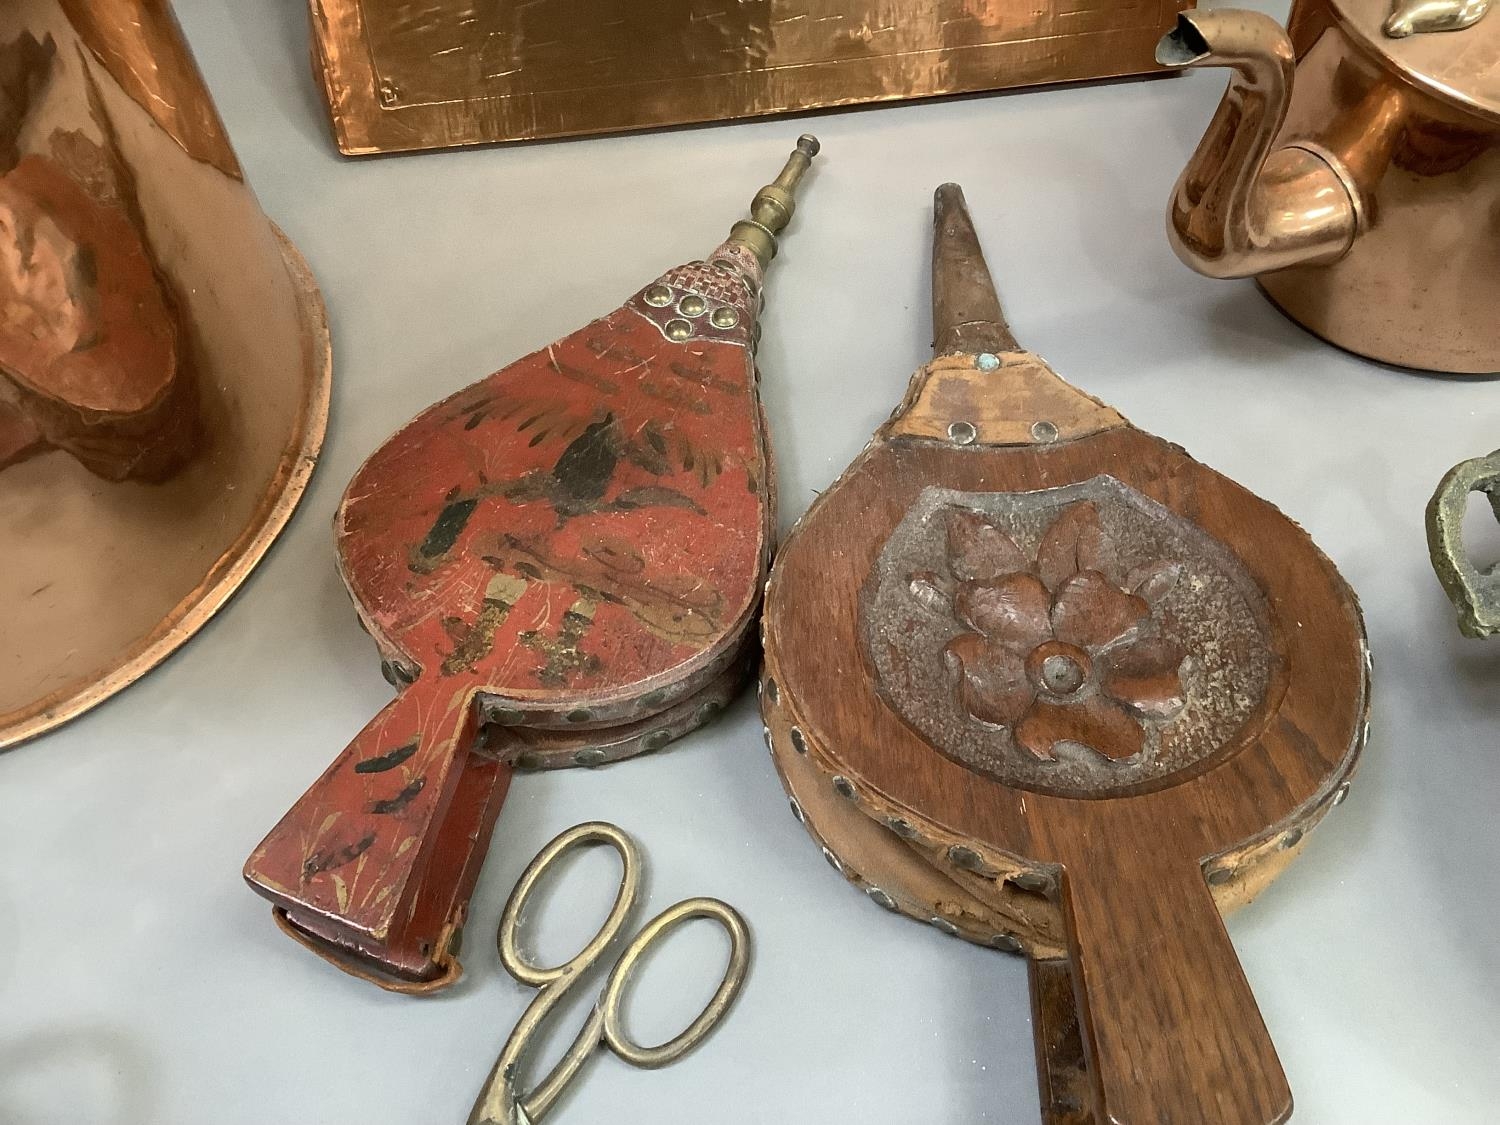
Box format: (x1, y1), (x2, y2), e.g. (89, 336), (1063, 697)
(310, 0), (1191, 154)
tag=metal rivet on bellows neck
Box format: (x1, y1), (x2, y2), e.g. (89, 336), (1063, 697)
(867, 886), (897, 911)
(789, 727), (807, 755)
(886, 816), (917, 839)
(678, 294), (707, 317)
(1031, 420), (1059, 443)
(711, 306), (740, 329)
(975, 353), (1000, 372)
(644, 284), (673, 307)
(947, 420), (977, 445)
(822, 847), (844, 874)
(484, 702), (526, 726)
(990, 933), (1021, 953)
(574, 747), (607, 767)
(832, 776), (856, 800)
(1206, 866), (1234, 886)
(1010, 871), (1051, 894)
(788, 796), (805, 823)
(665, 318), (694, 341)
(947, 845), (985, 872)
(929, 916), (960, 937)
(386, 660), (417, 686)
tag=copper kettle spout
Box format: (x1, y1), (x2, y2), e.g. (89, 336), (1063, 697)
(1157, 10), (1360, 278)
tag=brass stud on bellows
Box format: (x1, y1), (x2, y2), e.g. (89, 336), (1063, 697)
(1011, 871), (1051, 894)
(679, 294), (707, 317)
(711, 307), (740, 329)
(644, 284), (673, 307)
(485, 703), (525, 726)
(665, 319), (694, 341)
(867, 887), (897, 911)
(887, 816), (917, 839)
(948, 420), (977, 445)
(948, 845), (985, 872)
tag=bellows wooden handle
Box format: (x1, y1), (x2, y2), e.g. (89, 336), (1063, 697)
(1060, 858), (1291, 1124)
(243, 679), (510, 988)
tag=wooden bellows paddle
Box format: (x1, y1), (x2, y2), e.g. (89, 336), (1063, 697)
(244, 137), (818, 991)
(761, 184), (1368, 1123)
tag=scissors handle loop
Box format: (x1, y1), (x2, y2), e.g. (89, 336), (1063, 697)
(601, 897), (751, 1069)
(497, 821), (641, 988)
(472, 823), (750, 1125)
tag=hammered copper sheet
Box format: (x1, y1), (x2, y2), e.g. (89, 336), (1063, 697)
(311, 0), (1191, 153)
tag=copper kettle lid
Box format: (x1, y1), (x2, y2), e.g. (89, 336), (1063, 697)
(1331, 0), (1499, 120)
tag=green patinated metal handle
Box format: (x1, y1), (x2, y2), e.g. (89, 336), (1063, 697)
(1427, 449), (1500, 637)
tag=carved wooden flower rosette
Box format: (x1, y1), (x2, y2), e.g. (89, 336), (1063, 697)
(862, 477), (1276, 797)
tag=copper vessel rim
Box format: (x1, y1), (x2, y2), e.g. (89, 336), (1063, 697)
(0, 226), (333, 750)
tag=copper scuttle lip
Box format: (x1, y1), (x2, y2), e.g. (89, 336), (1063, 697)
(0, 0), (333, 750)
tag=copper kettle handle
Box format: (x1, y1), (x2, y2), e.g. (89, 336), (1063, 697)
(1427, 449), (1500, 637)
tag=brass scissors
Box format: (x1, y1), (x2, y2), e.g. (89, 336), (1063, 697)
(468, 822), (751, 1125)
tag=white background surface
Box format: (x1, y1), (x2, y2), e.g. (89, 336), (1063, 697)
(3, 1), (1498, 1122)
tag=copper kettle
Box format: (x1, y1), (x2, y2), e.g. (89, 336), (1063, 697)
(1157, 0), (1498, 373)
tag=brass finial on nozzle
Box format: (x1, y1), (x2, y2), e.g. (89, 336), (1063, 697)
(727, 134), (820, 268)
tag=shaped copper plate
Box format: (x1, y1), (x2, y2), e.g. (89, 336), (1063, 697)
(309, 0), (1191, 154)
